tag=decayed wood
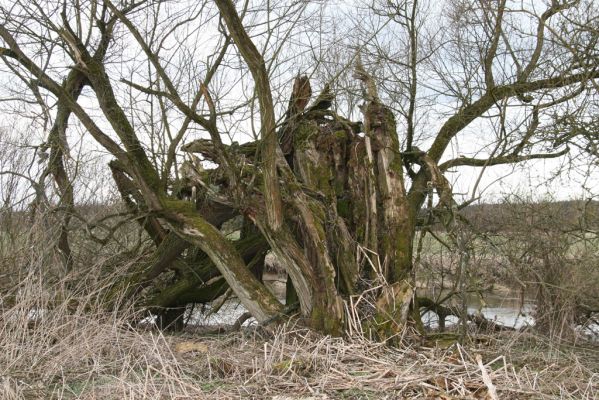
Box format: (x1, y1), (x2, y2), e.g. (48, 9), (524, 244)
(357, 64), (412, 284)
(182, 139), (258, 161)
(352, 64), (419, 338)
(114, 69), (422, 335)
(280, 76), (312, 156)
(4, 0), (594, 341)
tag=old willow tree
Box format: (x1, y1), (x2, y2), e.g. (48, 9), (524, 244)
(1, 0), (598, 337)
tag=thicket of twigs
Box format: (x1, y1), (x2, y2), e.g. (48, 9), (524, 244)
(0, 167), (597, 399)
(415, 195), (599, 342)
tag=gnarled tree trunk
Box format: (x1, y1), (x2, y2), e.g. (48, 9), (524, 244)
(175, 73), (423, 338)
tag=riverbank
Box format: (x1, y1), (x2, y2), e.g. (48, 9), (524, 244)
(2, 311), (597, 399)
(166, 325), (599, 399)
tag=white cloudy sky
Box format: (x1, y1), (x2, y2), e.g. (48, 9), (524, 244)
(1, 0), (597, 206)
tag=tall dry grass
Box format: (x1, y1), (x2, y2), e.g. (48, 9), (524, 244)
(0, 268), (210, 399)
(1, 191), (597, 398)
(0, 204), (205, 399)
(1, 269), (597, 399)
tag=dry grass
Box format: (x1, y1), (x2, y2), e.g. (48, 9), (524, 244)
(169, 324), (598, 399)
(1, 273), (597, 400)
(0, 272), (194, 399)
(1, 218), (597, 399)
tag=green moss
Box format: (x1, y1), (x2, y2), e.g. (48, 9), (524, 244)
(334, 130), (347, 139)
(423, 333), (459, 348)
(303, 161), (333, 197)
(161, 198), (216, 238)
(383, 108), (404, 176)
(324, 314), (343, 335)
(334, 179), (345, 195)
(306, 201), (328, 242)
(200, 380), (227, 391)
(272, 358), (309, 374)
(336, 199), (351, 219)
(309, 304), (329, 332)
(161, 197), (196, 215)
(293, 120), (319, 149)
(310, 304), (343, 336)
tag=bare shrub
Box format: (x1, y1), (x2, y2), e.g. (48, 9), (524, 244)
(491, 196), (599, 340)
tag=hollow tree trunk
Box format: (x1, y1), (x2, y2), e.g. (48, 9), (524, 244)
(1, 17), (429, 337)
(108, 70), (423, 337)
(179, 75), (420, 337)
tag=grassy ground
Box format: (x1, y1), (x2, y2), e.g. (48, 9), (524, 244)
(1, 215), (597, 399)
(1, 277), (597, 399)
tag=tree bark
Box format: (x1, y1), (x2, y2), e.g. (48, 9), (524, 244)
(215, 0), (283, 230)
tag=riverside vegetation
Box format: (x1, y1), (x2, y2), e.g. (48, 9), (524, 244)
(0, 198), (597, 399)
(1, 0), (599, 398)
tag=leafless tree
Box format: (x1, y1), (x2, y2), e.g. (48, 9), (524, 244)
(1, 0), (598, 338)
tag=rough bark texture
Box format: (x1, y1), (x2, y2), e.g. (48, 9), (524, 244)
(215, 0), (283, 230)
(176, 75), (419, 337)
(3, 23), (424, 334)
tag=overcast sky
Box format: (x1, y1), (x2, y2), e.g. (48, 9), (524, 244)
(1, 0), (597, 206)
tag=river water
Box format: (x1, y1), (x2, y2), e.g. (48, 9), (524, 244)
(186, 286), (537, 329)
(418, 288), (598, 339)
(183, 282), (598, 339)
(419, 289), (535, 330)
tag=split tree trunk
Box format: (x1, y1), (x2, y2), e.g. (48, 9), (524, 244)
(175, 75), (421, 338)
